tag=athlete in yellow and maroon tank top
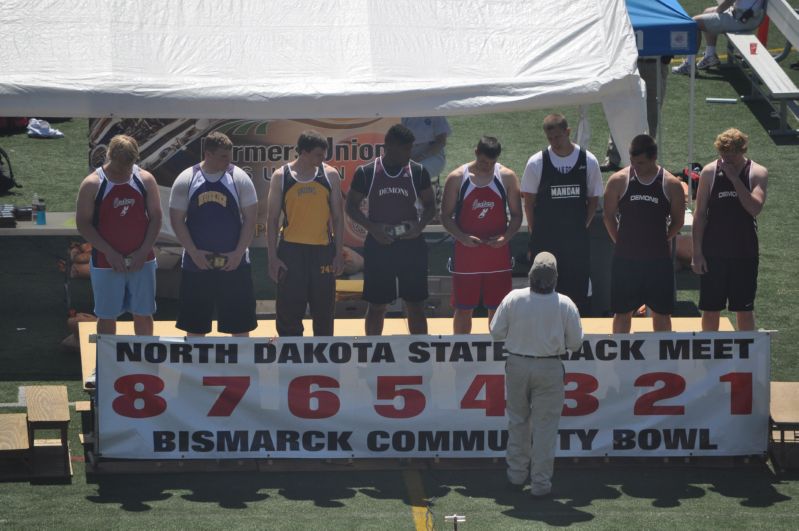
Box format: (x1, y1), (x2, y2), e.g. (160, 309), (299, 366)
(280, 164), (332, 245)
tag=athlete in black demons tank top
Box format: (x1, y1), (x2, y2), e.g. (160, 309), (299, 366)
(702, 159), (758, 258)
(614, 166), (672, 260)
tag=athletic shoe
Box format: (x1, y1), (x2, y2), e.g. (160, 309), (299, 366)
(600, 159), (621, 172)
(696, 54), (720, 70)
(505, 478), (526, 493)
(671, 60), (692, 75)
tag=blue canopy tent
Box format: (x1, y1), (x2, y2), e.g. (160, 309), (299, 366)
(625, 0), (699, 164)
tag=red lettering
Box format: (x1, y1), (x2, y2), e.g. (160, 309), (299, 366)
(288, 375), (340, 419)
(112, 374), (167, 418)
(203, 376), (250, 416)
(374, 376), (426, 418)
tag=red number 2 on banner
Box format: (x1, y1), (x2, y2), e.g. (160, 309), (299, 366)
(203, 376), (251, 416)
(112, 374), (167, 418)
(633, 372), (685, 415)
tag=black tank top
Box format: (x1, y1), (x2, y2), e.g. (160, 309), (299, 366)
(530, 148), (589, 252)
(366, 157), (419, 225)
(615, 167), (671, 259)
(702, 159), (758, 258)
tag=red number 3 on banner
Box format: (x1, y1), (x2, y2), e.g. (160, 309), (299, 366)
(112, 374), (167, 418)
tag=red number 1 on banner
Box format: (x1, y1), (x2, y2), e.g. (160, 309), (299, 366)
(720, 372), (753, 415)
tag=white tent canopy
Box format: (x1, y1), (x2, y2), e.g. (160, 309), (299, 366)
(1, 0), (646, 163)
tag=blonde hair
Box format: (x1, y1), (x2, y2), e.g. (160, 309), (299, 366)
(106, 135), (139, 165)
(203, 132), (233, 154)
(714, 128), (748, 154)
(543, 113), (568, 132)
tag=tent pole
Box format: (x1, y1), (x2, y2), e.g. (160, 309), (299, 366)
(687, 55), (696, 211)
(656, 58), (662, 146)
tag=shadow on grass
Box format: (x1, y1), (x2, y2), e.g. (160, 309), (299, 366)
(428, 462), (792, 525)
(86, 470), (407, 511)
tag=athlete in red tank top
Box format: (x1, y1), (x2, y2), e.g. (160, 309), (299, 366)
(441, 137), (523, 334)
(75, 135), (162, 342)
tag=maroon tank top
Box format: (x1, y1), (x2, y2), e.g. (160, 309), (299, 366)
(702, 159), (758, 258)
(615, 167), (671, 260)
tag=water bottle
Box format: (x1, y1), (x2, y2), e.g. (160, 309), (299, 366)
(36, 198), (46, 225)
(31, 193), (39, 219)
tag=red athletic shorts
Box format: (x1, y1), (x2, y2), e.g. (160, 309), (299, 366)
(451, 271), (512, 310)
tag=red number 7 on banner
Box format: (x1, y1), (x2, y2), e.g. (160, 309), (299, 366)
(203, 376), (251, 416)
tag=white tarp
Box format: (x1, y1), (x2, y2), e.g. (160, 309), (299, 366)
(1, 0), (646, 163)
(96, 332), (770, 459)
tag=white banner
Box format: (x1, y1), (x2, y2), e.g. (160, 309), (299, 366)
(96, 332), (770, 459)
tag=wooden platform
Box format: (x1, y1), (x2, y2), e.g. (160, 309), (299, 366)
(0, 386), (74, 481)
(78, 317), (731, 389)
(770, 382), (799, 426)
(24, 385), (71, 478)
(770, 381), (799, 470)
(25, 386), (70, 425)
(0, 413), (30, 462)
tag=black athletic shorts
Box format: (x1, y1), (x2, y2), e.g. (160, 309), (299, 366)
(363, 235), (428, 304)
(176, 265), (257, 335)
(611, 255), (674, 315)
(275, 241), (335, 337)
(699, 256), (758, 312)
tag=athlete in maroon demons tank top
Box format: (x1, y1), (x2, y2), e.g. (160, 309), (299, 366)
(614, 166), (671, 260)
(692, 128), (768, 332)
(603, 134), (685, 334)
(702, 159), (758, 258)
(345, 124), (437, 336)
(365, 157), (419, 226)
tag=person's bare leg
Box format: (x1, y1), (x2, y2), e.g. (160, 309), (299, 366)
(652, 311), (672, 332)
(366, 303), (387, 336)
(97, 318), (116, 335)
(405, 301), (428, 335)
(613, 312), (633, 333)
(736, 311), (755, 331)
(702, 311), (721, 331)
(132, 314), (154, 336)
(453, 308), (473, 334)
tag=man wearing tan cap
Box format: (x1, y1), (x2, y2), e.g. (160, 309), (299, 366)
(490, 252), (583, 498)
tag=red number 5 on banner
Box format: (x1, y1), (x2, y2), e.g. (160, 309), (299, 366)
(374, 376), (426, 418)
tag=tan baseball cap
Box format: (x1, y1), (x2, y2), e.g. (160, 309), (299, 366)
(529, 252), (558, 291)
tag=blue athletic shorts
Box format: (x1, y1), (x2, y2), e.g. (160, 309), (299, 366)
(90, 260), (157, 319)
